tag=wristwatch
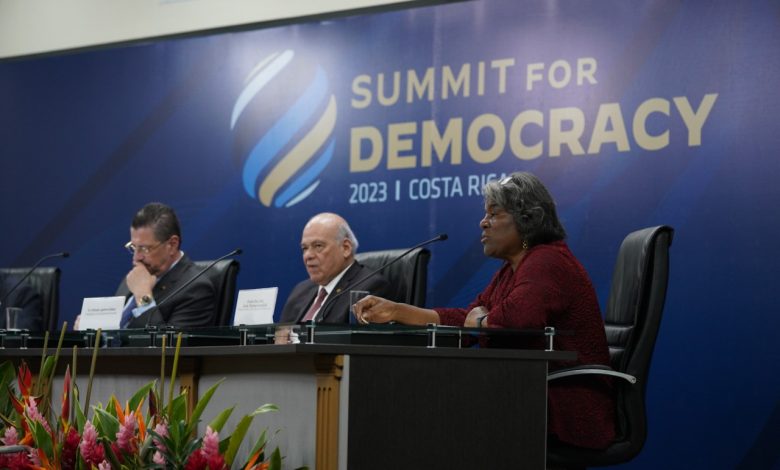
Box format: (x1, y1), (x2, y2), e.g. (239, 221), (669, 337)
(477, 314), (488, 328)
(138, 295), (153, 307)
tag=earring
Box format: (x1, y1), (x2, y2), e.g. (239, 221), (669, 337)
(522, 240), (528, 250)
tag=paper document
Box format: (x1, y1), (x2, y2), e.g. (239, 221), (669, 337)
(233, 287), (278, 325)
(78, 296), (126, 330)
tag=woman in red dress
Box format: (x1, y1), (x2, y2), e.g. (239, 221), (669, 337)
(354, 171), (616, 449)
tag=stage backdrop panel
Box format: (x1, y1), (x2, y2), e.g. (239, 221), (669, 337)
(1, 0), (779, 468)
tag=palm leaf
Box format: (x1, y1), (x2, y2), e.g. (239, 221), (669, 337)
(208, 405), (235, 433)
(92, 407), (120, 439)
(185, 379), (224, 436)
(223, 414), (254, 467)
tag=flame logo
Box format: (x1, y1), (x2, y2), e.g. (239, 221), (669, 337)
(231, 50), (337, 207)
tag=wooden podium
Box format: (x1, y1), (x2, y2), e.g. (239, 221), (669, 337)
(4, 336), (572, 469)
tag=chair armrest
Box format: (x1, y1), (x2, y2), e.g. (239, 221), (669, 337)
(547, 364), (637, 384)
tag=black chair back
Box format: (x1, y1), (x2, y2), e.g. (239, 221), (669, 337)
(193, 259), (240, 326)
(355, 247), (431, 307)
(548, 225), (674, 467)
(1, 267), (61, 332)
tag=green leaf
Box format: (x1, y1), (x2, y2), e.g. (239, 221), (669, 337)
(218, 436), (230, 455)
(39, 355), (56, 381)
(169, 393), (187, 422)
(250, 403), (279, 416)
(74, 390), (87, 432)
(248, 428), (268, 457)
(268, 447), (282, 470)
(100, 437), (122, 470)
(92, 407), (120, 439)
(0, 361), (16, 416)
(128, 380), (156, 412)
(208, 405), (235, 433)
(29, 419), (54, 458)
(223, 414), (254, 467)
(186, 379), (224, 436)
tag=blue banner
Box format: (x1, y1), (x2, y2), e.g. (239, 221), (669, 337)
(1, 0), (779, 467)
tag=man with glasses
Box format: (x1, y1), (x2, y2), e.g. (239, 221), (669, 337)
(278, 212), (390, 324)
(117, 202), (216, 328)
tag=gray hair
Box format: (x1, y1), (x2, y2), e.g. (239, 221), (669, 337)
(482, 172), (566, 247)
(337, 220), (360, 252)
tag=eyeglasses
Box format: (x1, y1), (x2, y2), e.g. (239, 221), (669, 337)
(124, 240), (166, 255)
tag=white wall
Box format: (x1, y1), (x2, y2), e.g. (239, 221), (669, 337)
(0, 0), (414, 59)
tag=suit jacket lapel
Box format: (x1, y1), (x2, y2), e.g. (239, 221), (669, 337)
(318, 263), (361, 322)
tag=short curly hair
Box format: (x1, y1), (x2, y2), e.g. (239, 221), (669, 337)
(482, 172), (566, 247)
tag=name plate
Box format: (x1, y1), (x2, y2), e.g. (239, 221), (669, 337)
(233, 287), (278, 325)
(78, 296), (125, 330)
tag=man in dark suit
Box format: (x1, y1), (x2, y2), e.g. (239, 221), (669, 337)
(0, 274), (42, 330)
(279, 213), (390, 324)
(117, 202), (216, 328)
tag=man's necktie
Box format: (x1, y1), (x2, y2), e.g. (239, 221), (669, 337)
(302, 287), (327, 322)
(120, 296), (136, 328)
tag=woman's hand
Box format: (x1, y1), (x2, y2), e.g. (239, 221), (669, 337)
(353, 295), (399, 324)
(464, 306), (489, 328)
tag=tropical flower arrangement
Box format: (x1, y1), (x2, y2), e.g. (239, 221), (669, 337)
(0, 328), (303, 470)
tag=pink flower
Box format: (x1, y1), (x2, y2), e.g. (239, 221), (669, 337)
(152, 422), (169, 465)
(115, 414), (138, 454)
(79, 421), (105, 467)
(201, 426), (220, 460)
(153, 451), (167, 466)
(153, 422), (169, 450)
(2, 426), (19, 445)
(202, 426), (226, 470)
(184, 428), (227, 470)
(24, 396), (52, 434)
(28, 449), (41, 467)
(98, 460), (112, 470)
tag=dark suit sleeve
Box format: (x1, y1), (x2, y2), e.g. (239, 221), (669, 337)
(159, 276), (216, 328)
(279, 280), (315, 323)
(320, 265), (393, 324)
(124, 257), (217, 329)
(5, 281), (43, 331)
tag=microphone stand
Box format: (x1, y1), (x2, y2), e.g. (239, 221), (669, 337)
(313, 234), (448, 321)
(142, 248), (243, 328)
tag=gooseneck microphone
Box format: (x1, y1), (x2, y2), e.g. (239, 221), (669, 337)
(315, 234), (448, 319)
(0, 252), (69, 308)
(145, 248), (243, 326)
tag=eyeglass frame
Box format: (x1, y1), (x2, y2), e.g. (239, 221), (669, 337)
(124, 238), (170, 255)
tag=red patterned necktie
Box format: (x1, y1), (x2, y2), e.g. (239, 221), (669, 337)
(302, 287), (327, 322)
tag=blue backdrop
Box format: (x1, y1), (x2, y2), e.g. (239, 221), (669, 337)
(2, 0), (779, 468)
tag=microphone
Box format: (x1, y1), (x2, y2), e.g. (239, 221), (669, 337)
(313, 234), (448, 321)
(144, 248), (242, 326)
(0, 252), (69, 308)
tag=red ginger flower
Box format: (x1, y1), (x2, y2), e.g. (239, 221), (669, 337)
(61, 426), (80, 470)
(184, 427), (227, 470)
(79, 421), (105, 467)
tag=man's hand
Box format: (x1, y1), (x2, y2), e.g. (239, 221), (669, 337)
(126, 264), (156, 303)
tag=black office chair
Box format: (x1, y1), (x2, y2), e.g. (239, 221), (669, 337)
(193, 259), (240, 326)
(0, 267), (61, 332)
(355, 247), (431, 307)
(547, 225), (674, 468)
